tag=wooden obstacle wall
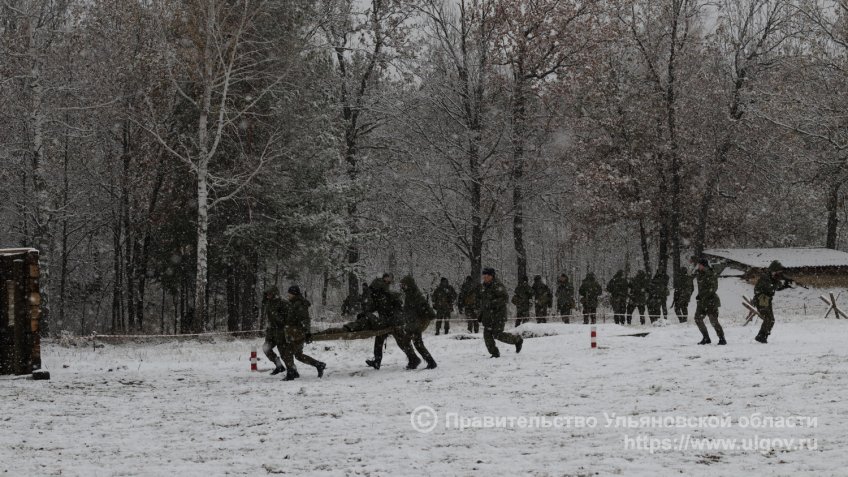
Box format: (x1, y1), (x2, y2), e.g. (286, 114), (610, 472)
(0, 249), (42, 375)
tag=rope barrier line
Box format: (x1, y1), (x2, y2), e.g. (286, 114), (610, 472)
(90, 329), (264, 339)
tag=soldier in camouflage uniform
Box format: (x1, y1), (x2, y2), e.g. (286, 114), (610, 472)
(673, 266), (694, 322)
(479, 268), (524, 358)
(754, 261), (792, 344)
(432, 277), (457, 335)
(401, 275), (438, 369)
(606, 270), (629, 325)
(579, 272), (602, 324)
(281, 286), (326, 381)
(555, 273), (575, 323)
(647, 270), (669, 323)
(458, 276), (480, 333)
(694, 259), (725, 345)
(532, 275), (553, 323)
(627, 270), (648, 325)
(364, 274), (421, 370)
(261, 287), (287, 375)
(512, 276), (533, 328)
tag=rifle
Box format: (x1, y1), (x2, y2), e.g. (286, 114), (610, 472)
(782, 276), (808, 290)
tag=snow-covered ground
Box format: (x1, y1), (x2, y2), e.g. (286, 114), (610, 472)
(2, 279), (847, 476)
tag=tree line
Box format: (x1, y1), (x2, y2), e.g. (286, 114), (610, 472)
(1, 0), (845, 335)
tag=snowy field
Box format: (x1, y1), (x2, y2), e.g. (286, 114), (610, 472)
(2, 281), (848, 476)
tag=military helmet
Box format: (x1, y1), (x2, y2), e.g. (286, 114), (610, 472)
(768, 260), (784, 272)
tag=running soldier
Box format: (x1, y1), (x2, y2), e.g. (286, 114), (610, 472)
(364, 274), (420, 370)
(479, 268), (524, 358)
(261, 287), (286, 375)
(401, 275), (438, 368)
(281, 286), (326, 381)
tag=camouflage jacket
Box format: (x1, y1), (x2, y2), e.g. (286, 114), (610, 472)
(606, 273), (628, 301)
(628, 272), (649, 304)
(284, 295), (311, 343)
(532, 281), (553, 308)
(556, 281), (575, 310)
(479, 279), (509, 328)
(695, 267), (721, 310)
(432, 283), (457, 313)
(511, 282), (533, 314)
(402, 276), (436, 333)
(579, 275), (603, 309)
(458, 279), (480, 312)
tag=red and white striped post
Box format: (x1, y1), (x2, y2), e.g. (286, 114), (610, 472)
(590, 325), (597, 349)
(250, 347), (258, 371)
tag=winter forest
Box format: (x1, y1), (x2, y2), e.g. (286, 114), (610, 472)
(1, 0), (846, 336)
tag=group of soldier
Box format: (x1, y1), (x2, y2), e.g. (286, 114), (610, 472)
(263, 256), (793, 380)
(261, 285), (326, 381)
(404, 268), (694, 332)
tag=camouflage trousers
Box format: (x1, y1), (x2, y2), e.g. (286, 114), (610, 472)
(557, 306), (572, 324)
(611, 298), (627, 324)
(262, 336), (283, 367)
(515, 308), (531, 328)
(694, 305), (724, 340)
(281, 340), (323, 373)
(483, 324), (521, 358)
(583, 305), (597, 324)
(465, 309), (480, 333)
(673, 295), (691, 323)
(373, 331), (419, 367)
(435, 310), (451, 334)
(535, 305), (549, 323)
(627, 302), (646, 324)
(756, 304), (775, 338)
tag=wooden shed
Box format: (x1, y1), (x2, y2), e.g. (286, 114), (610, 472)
(703, 247), (848, 288)
(0, 248), (44, 377)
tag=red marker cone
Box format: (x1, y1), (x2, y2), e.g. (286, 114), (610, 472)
(250, 347), (258, 371)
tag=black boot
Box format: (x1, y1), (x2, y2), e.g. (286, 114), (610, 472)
(515, 338), (524, 354)
(754, 334), (768, 344)
(717, 337), (726, 345)
(316, 362), (326, 378)
(698, 336), (711, 345)
(366, 359), (381, 370)
(406, 357), (422, 370)
(425, 359), (437, 369)
(283, 369), (300, 381)
(270, 358), (285, 375)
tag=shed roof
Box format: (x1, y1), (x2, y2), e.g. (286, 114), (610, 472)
(0, 248), (38, 257)
(703, 247), (848, 269)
